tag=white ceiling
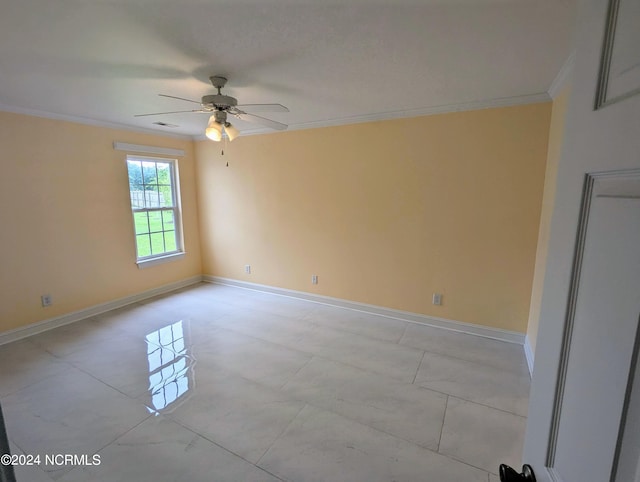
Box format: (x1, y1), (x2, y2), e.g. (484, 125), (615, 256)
(0, 0), (577, 139)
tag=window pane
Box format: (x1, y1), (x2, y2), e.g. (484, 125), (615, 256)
(129, 186), (145, 209)
(162, 210), (174, 229)
(127, 160), (142, 184)
(148, 211), (163, 233)
(150, 232), (165, 254)
(142, 161), (157, 185)
(156, 163), (173, 207)
(145, 186), (161, 208)
(164, 231), (177, 252)
(134, 212), (150, 235)
(136, 235), (151, 258)
(158, 185), (173, 207)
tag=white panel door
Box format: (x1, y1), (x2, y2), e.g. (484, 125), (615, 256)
(551, 176), (640, 482)
(523, 0), (640, 479)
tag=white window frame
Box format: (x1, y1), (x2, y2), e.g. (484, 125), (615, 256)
(126, 155), (185, 268)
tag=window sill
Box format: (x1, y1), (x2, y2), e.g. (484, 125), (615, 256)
(137, 252), (185, 269)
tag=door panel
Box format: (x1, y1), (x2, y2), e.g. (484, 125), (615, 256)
(523, 0), (640, 477)
(552, 177), (640, 482)
(613, 321), (640, 482)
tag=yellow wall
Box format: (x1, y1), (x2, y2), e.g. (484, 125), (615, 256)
(196, 103), (551, 332)
(0, 111), (202, 332)
(526, 87), (571, 351)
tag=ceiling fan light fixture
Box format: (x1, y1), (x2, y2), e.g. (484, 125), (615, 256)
(205, 115), (223, 141)
(224, 123), (240, 141)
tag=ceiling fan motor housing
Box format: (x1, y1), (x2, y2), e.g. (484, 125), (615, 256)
(201, 94), (238, 109)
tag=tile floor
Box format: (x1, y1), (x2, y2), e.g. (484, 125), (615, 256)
(0, 283), (530, 481)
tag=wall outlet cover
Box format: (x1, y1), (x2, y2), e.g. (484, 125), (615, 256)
(41, 294), (52, 307)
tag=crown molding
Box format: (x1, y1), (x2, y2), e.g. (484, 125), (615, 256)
(3, 91), (552, 143)
(195, 92), (553, 141)
(0, 103), (193, 140)
(548, 51), (576, 99)
(288, 93), (552, 132)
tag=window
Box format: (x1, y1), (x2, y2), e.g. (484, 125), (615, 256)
(126, 156), (183, 265)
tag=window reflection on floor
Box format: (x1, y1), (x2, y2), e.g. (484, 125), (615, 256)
(145, 320), (194, 414)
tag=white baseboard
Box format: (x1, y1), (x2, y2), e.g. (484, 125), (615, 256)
(524, 335), (535, 377)
(2, 274), (528, 350)
(0, 276), (203, 346)
(203, 275), (525, 345)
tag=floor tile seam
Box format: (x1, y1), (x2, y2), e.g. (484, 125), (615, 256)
(308, 352), (417, 386)
(303, 317), (409, 346)
(178, 359), (309, 406)
(58, 359), (152, 402)
(27, 340), (73, 361)
(437, 394), (449, 452)
(182, 309), (236, 325)
(296, 398), (444, 453)
(166, 417), (287, 482)
(51, 412), (155, 480)
(412, 350), (427, 385)
(7, 436), (30, 459)
(28, 327), (135, 357)
(435, 408), (504, 476)
(409, 385), (529, 419)
(254, 403), (309, 467)
(441, 394), (529, 420)
(402, 344), (530, 378)
(277, 356), (315, 391)
(0, 360), (80, 401)
(276, 355), (450, 410)
(7, 439), (58, 482)
(238, 304), (318, 325)
(397, 321), (411, 346)
(216, 294), (522, 367)
(0, 382), (44, 402)
(192, 299), (419, 353)
(232, 305), (390, 345)
(315, 336), (425, 366)
(256, 400), (493, 478)
(200, 323), (317, 359)
(436, 448), (502, 477)
(208, 319), (417, 373)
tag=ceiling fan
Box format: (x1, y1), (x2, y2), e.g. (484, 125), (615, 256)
(135, 75), (289, 141)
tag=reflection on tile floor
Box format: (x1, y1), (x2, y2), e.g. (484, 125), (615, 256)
(0, 283), (530, 481)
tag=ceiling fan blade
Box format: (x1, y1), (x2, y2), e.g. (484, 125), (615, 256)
(134, 109), (205, 117)
(234, 111), (288, 131)
(235, 103), (289, 113)
(159, 94), (202, 105)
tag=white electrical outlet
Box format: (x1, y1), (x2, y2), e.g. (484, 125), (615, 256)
(41, 294), (52, 307)
(244, 265), (251, 274)
(312, 275), (318, 285)
(432, 293), (442, 305)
